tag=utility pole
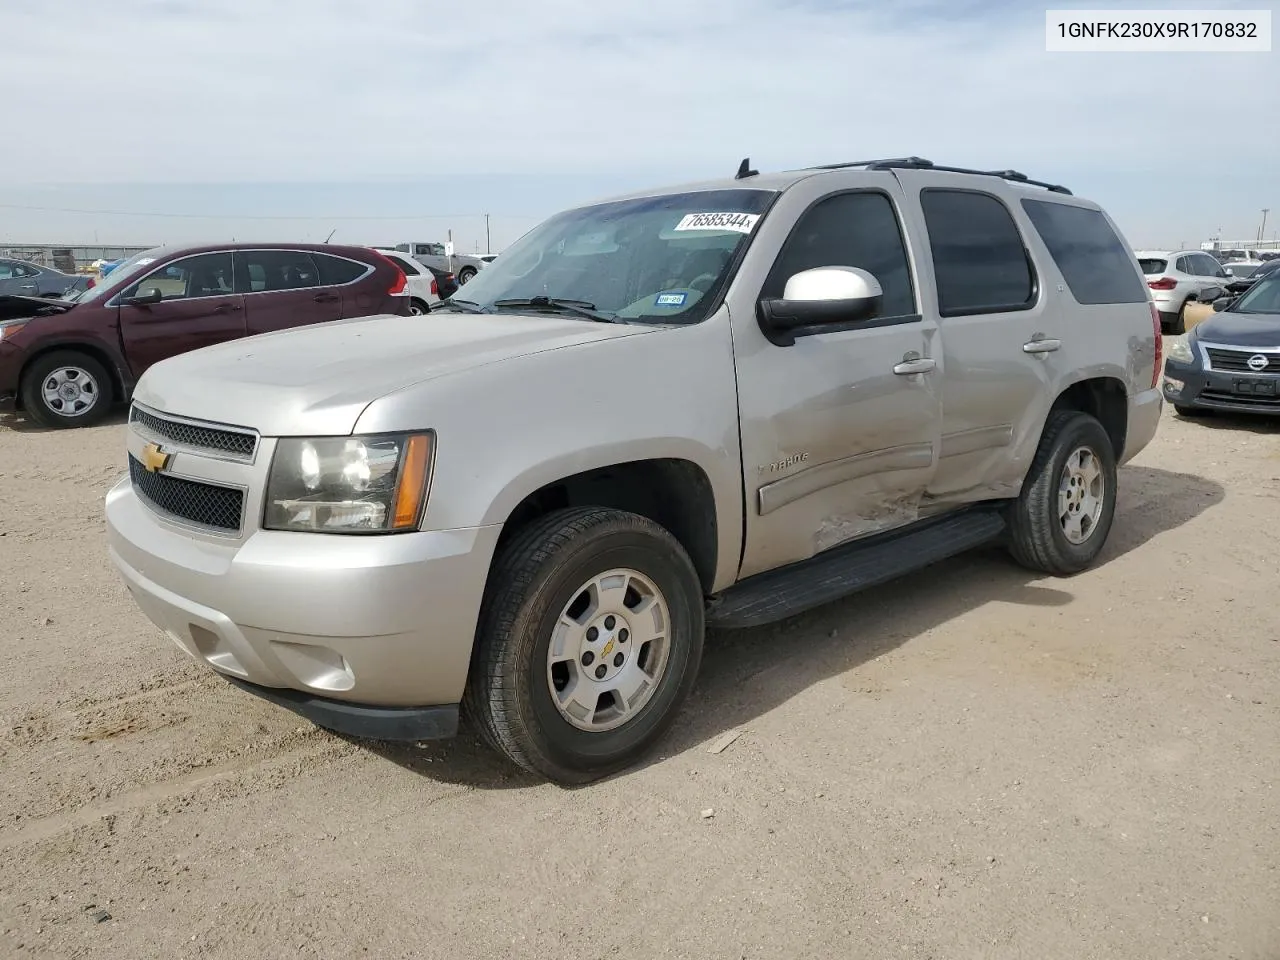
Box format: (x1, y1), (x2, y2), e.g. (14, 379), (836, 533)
(485, 213), (491, 254)
(1259, 208), (1270, 244)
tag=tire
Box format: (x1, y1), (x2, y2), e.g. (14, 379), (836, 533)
(1168, 301), (1188, 335)
(408, 298), (429, 315)
(20, 350), (113, 429)
(457, 267), (476, 285)
(1006, 410), (1118, 576)
(464, 506), (705, 784)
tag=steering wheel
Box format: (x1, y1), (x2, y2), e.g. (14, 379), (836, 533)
(688, 273), (717, 293)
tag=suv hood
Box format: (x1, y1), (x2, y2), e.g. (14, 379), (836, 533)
(0, 294), (75, 322)
(132, 311), (655, 436)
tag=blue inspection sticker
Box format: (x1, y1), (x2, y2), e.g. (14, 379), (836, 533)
(655, 292), (688, 307)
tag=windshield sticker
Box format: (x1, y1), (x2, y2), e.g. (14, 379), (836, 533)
(673, 212), (760, 234)
(655, 292), (688, 307)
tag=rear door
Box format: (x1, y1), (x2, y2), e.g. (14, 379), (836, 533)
(236, 249), (338, 336)
(117, 252), (245, 377)
(892, 174), (1050, 503)
(312, 252), (378, 318)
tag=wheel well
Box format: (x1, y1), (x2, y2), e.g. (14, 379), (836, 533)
(1049, 378), (1127, 458)
(496, 459), (718, 594)
(17, 343), (127, 411)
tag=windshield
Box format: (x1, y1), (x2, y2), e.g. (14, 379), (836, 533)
(1138, 258), (1167, 275)
(75, 247), (166, 304)
(452, 189), (776, 324)
(1230, 275), (1280, 314)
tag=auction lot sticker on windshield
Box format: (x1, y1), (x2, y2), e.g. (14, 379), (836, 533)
(673, 212), (761, 234)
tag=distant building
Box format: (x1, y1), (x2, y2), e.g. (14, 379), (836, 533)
(1, 243), (154, 271)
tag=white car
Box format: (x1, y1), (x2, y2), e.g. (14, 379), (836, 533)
(374, 249), (441, 315)
(1135, 249), (1232, 334)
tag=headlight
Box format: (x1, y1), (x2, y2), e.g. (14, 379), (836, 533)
(1166, 336), (1195, 365)
(264, 432), (434, 534)
(0, 320), (29, 342)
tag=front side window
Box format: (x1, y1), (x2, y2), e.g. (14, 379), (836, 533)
(920, 189), (1035, 316)
(453, 188), (777, 324)
(237, 250), (319, 293)
(760, 191), (916, 317)
(128, 252), (234, 301)
(1020, 199), (1147, 305)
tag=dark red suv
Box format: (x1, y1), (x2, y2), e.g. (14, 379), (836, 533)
(0, 243), (410, 428)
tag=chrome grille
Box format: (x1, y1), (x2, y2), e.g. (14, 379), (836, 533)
(128, 456), (244, 533)
(129, 405), (257, 460)
(1204, 347), (1280, 375)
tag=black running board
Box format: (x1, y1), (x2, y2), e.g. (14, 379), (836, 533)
(706, 507), (1007, 630)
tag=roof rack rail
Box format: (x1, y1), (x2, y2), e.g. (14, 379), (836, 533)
(802, 156), (1072, 195)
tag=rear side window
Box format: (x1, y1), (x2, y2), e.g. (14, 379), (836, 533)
(314, 254), (369, 286)
(920, 190), (1034, 317)
(1137, 258), (1167, 275)
(384, 254), (421, 276)
(1020, 200), (1148, 304)
(762, 190), (916, 317)
(237, 250), (319, 293)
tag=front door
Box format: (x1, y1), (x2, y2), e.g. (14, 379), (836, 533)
(726, 175), (943, 579)
(235, 249), (340, 335)
(118, 252), (245, 378)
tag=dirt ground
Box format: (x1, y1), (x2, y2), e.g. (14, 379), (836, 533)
(2, 376), (1279, 960)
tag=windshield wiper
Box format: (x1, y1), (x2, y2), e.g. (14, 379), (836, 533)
(432, 298), (487, 314)
(492, 296), (620, 323)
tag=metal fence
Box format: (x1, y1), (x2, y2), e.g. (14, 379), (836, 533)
(0, 244), (154, 271)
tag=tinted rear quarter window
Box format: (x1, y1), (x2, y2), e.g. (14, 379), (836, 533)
(314, 254), (369, 286)
(1020, 200), (1147, 304)
(384, 254), (421, 276)
(920, 190), (1035, 316)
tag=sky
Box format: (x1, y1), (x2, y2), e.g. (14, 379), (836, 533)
(0, 0), (1276, 253)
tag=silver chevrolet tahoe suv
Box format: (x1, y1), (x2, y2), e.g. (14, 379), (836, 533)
(105, 157), (1164, 784)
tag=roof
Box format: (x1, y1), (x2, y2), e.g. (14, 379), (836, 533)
(580, 157), (1089, 210)
(132, 241), (380, 258)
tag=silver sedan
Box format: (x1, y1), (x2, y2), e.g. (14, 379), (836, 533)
(0, 258), (85, 298)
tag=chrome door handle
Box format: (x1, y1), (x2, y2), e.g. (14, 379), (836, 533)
(1023, 338), (1062, 354)
(893, 357), (936, 375)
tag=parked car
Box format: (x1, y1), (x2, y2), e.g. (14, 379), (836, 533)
(0, 258), (87, 299)
(1221, 256), (1280, 296)
(428, 266), (459, 299)
(373, 249), (440, 315)
(1163, 272), (1280, 417)
(0, 243), (410, 428)
(393, 242), (489, 285)
(105, 156), (1162, 783)
(1135, 249), (1233, 333)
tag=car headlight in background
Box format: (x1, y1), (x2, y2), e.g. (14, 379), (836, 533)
(1166, 336), (1195, 365)
(264, 433), (434, 533)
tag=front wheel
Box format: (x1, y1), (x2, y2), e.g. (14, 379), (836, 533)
(457, 267), (476, 285)
(465, 507), (705, 784)
(1006, 411), (1118, 575)
(20, 350), (113, 429)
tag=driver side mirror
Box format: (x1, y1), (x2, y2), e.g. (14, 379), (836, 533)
(757, 266), (883, 347)
(121, 286), (163, 307)
(1196, 286), (1223, 303)
(1212, 297), (1232, 312)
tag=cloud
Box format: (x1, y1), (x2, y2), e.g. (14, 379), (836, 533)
(4, 0), (1273, 183)
(0, 0), (1274, 246)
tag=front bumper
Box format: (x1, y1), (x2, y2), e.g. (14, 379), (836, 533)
(1162, 357), (1280, 416)
(105, 476), (502, 739)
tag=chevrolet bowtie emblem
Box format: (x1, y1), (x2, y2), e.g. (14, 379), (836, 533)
(141, 442), (172, 474)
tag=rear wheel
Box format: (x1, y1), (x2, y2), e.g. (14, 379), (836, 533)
(457, 267), (477, 285)
(464, 507), (704, 784)
(20, 350), (113, 429)
(1007, 411), (1117, 575)
(1168, 301), (1189, 335)
(408, 298), (429, 315)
